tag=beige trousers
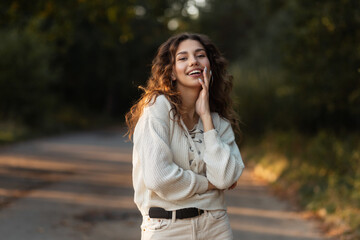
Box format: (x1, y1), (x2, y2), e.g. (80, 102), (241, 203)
(141, 210), (233, 240)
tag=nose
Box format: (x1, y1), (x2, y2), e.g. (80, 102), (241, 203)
(189, 55), (199, 66)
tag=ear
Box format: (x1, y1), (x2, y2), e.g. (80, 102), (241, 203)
(171, 73), (176, 81)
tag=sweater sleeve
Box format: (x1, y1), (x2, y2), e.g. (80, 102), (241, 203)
(203, 118), (245, 189)
(134, 113), (209, 202)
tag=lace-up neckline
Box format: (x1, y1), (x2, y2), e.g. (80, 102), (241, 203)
(188, 124), (198, 139)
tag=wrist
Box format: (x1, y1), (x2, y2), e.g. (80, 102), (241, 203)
(207, 181), (213, 190)
(208, 181), (217, 190)
(201, 114), (214, 132)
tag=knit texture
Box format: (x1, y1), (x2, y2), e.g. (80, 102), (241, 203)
(132, 95), (245, 216)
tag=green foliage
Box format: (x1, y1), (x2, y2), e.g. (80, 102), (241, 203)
(18, 0), (172, 117)
(282, 0), (360, 131)
(0, 29), (57, 127)
(249, 131), (360, 238)
(0, 121), (29, 144)
(190, 0), (360, 135)
(1, 0), (357, 137)
(0, 0), (177, 140)
(230, 64), (294, 135)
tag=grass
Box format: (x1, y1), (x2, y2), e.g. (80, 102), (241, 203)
(245, 130), (360, 239)
(0, 122), (30, 144)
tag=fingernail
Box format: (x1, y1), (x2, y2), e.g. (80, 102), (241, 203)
(210, 70), (212, 76)
(198, 78), (203, 83)
(204, 66), (207, 73)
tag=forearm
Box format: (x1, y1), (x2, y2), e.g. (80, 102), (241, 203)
(143, 163), (209, 201)
(203, 130), (244, 189)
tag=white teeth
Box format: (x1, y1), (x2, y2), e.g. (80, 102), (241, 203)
(189, 70), (201, 75)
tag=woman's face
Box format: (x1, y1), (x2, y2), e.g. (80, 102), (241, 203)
(173, 39), (210, 89)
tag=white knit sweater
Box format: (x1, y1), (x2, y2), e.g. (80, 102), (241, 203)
(132, 95), (245, 216)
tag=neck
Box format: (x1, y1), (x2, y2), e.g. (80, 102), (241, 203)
(177, 85), (200, 125)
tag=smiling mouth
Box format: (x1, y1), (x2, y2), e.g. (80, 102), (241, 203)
(188, 69), (203, 76)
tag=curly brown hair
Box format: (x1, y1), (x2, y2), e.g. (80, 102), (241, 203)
(125, 32), (240, 140)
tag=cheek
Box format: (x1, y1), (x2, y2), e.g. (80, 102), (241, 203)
(175, 63), (186, 75)
(201, 58), (211, 68)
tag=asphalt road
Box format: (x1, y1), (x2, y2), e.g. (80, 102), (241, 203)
(0, 129), (331, 240)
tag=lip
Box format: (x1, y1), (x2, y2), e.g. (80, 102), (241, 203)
(186, 68), (203, 76)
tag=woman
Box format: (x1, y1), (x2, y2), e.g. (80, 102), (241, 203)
(125, 33), (245, 240)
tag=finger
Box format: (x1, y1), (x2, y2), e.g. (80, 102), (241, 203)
(203, 66), (210, 89)
(198, 78), (207, 91)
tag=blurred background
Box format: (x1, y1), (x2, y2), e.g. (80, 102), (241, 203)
(0, 0), (359, 238)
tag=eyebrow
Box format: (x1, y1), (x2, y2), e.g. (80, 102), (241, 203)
(176, 48), (205, 56)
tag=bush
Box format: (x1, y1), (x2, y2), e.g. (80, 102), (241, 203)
(0, 29), (58, 128)
(248, 131), (360, 239)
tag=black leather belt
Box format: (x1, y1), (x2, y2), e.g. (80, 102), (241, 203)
(149, 207), (204, 219)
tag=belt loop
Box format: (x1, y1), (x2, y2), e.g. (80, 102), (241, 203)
(172, 210), (176, 223)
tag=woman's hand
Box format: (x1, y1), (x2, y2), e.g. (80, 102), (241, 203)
(208, 181), (218, 190)
(196, 66), (214, 132)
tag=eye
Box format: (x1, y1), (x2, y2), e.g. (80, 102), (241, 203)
(197, 54), (206, 58)
(177, 57), (187, 61)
